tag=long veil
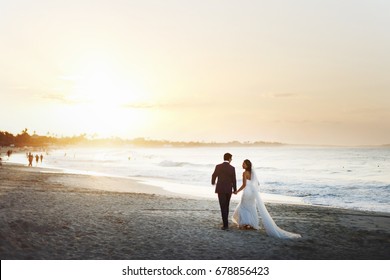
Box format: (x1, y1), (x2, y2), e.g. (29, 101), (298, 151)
(251, 168), (301, 239)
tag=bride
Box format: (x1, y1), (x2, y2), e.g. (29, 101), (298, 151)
(232, 159), (301, 239)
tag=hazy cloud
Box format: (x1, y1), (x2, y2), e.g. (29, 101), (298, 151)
(260, 92), (303, 98)
(41, 94), (77, 104)
(273, 93), (300, 98)
(122, 100), (212, 110)
(122, 102), (156, 109)
(8, 86), (30, 90)
(343, 107), (390, 115)
(273, 119), (342, 125)
(59, 75), (81, 81)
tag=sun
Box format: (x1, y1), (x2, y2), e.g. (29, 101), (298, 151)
(69, 61), (144, 108)
(61, 55), (151, 137)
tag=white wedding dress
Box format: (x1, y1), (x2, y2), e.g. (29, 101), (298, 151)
(232, 171), (301, 239)
(232, 179), (260, 229)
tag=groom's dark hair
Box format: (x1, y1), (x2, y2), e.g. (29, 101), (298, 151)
(224, 153), (232, 161)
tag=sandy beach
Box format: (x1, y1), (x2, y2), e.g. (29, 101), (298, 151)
(0, 163), (389, 260)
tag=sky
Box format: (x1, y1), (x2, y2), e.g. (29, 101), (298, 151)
(1, 0), (389, 145)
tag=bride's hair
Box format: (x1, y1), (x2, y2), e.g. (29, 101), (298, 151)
(244, 159), (252, 172)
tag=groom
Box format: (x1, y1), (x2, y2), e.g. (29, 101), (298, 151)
(212, 153), (237, 230)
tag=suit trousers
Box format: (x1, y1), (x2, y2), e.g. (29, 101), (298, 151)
(218, 193), (232, 228)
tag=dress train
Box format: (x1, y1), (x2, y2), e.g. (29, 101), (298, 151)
(233, 178), (301, 239)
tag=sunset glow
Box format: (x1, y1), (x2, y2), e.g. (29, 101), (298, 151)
(1, 0), (390, 145)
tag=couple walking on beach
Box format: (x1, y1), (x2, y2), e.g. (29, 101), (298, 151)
(212, 153), (301, 239)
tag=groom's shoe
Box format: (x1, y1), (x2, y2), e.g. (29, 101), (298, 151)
(221, 226), (229, 230)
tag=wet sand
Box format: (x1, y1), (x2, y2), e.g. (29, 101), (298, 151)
(0, 163), (389, 259)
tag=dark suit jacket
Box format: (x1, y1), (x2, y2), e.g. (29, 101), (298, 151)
(212, 162), (237, 194)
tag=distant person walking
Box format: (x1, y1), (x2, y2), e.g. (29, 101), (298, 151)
(28, 153), (33, 167)
(40, 154), (43, 163)
(35, 154), (39, 165)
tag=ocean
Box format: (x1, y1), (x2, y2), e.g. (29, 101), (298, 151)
(7, 145), (390, 213)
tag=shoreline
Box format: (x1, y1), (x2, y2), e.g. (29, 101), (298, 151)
(4, 158), (309, 206)
(4, 146), (389, 214)
(5, 162), (388, 215)
(1, 163), (389, 259)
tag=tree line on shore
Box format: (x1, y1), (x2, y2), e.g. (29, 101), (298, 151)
(0, 129), (87, 147)
(0, 129), (284, 148)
